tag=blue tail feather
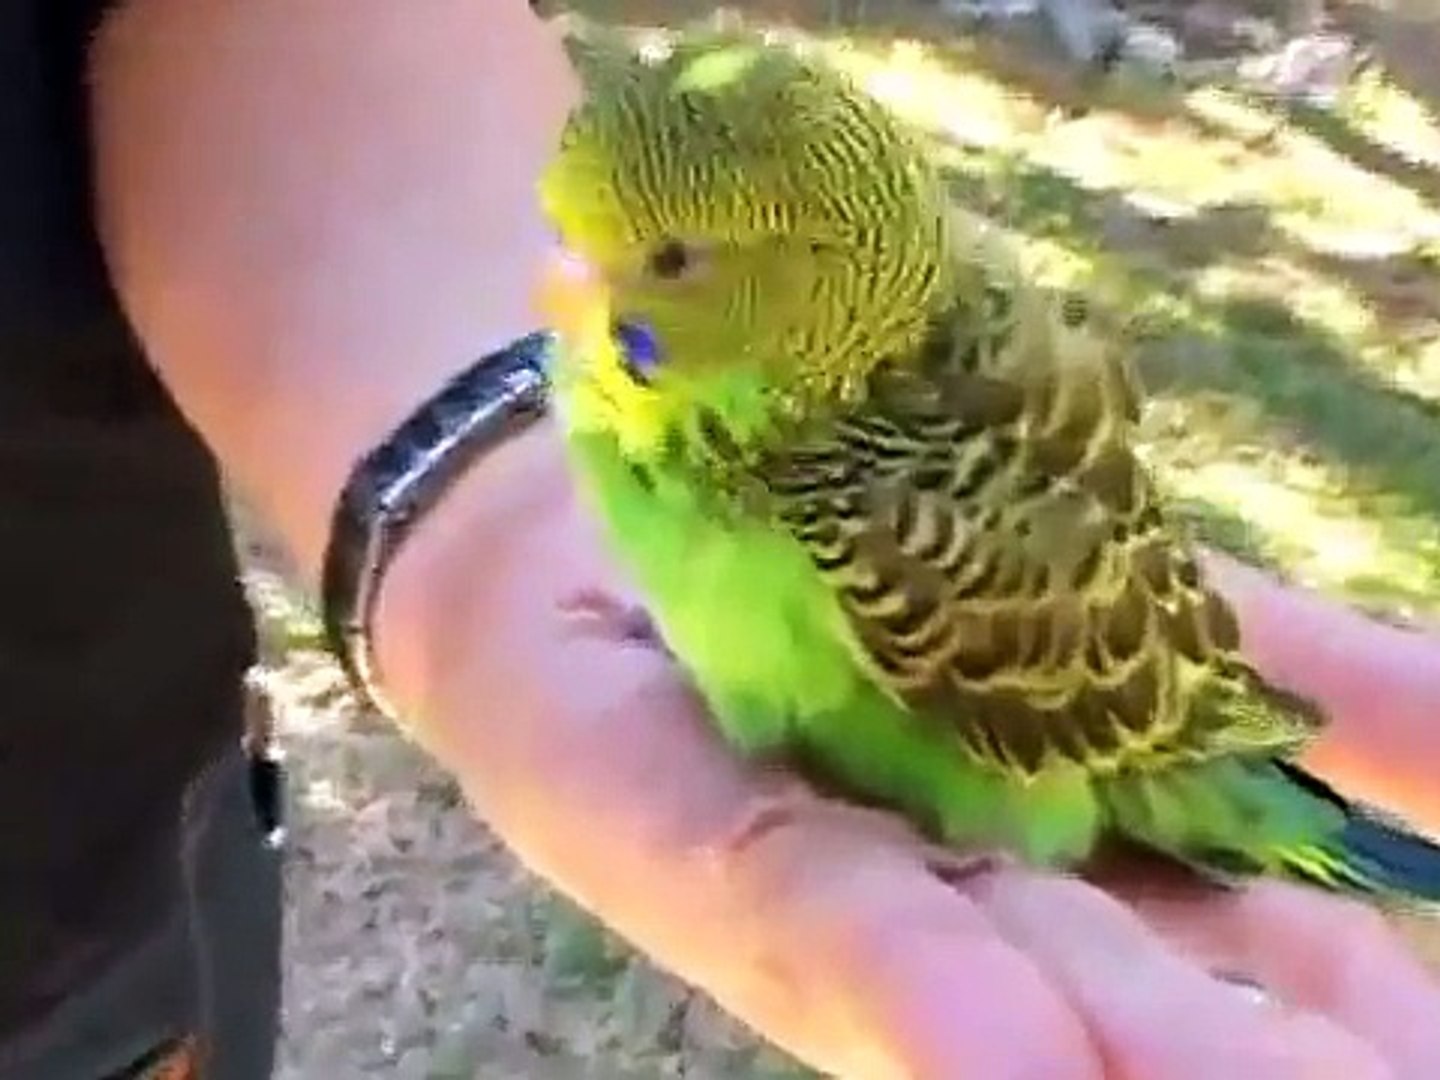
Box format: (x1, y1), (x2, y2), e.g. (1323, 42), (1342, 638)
(1279, 762), (1440, 905)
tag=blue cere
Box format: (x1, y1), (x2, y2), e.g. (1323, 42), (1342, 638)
(614, 320), (663, 383)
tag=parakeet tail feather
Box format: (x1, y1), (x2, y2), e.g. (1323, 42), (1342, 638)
(1274, 762), (1440, 906)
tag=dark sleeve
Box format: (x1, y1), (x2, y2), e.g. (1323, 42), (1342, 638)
(0, 0), (116, 325)
(52, 0), (123, 50)
(0, 0), (156, 400)
(44, 0), (125, 141)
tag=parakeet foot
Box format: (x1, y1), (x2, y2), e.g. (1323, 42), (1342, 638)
(717, 768), (923, 859)
(559, 587), (668, 652)
(717, 766), (1006, 892)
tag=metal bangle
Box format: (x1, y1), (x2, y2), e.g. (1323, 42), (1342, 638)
(319, 331), (553, 718)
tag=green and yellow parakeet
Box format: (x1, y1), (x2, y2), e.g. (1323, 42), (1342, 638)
(536, 28), (1440, 903)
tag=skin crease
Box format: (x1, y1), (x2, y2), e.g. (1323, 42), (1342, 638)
(87, 2), (1440, 1077)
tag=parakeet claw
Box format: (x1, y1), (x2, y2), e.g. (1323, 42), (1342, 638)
(559, 587), (668, 652)
(718, 780), (1010, 894)
(922, 846), (1012, 890)
(1212, 969), (1274, 1007)
(718, 767), (932, 862)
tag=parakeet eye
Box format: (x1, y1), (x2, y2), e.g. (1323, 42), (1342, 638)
(647, 239), (692, 280)
(614, 320), (663, 383)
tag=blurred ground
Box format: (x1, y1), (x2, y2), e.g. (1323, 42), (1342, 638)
(249, 1), (1440, 1076)
(240, 520), (812, 1080)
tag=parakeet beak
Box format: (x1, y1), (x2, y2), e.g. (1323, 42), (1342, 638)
(536, 246), (612, 346)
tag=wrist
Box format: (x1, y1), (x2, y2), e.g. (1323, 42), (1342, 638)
(320, 328), (551, 717)
(370, 421), (572, 733)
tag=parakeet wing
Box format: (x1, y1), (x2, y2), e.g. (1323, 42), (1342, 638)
(758, 277), (1324, 780)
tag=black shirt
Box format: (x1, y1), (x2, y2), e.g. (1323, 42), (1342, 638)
(0, 0), (256, 1037)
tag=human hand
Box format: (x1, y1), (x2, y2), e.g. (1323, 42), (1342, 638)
(88, 1), (1440, 1066)
(376, 434), (1440, 1080)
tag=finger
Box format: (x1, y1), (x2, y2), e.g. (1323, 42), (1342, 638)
(837, 916), (1106, 1080)
(716, 800), (1106, 1079)
(1123, 878), (1440, 1078)
(973, 869), (1392, 1080)
(1202, 551), (1440, 834)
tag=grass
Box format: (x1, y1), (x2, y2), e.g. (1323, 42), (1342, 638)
(259, 3), (1440, 1075)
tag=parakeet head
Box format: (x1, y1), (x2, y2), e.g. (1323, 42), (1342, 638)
(538, 30), (952, 454)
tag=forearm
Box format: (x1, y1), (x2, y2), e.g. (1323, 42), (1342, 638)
(89, 0), (740, 1023)
(86, 6), (962, 1072)
(89, 0), (720, 960)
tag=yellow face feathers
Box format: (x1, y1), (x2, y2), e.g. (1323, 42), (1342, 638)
(537, 32), (954, 407)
